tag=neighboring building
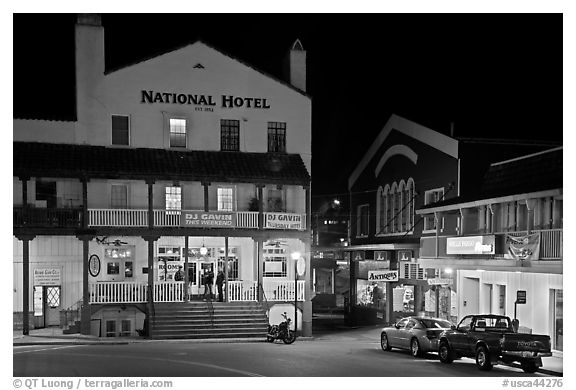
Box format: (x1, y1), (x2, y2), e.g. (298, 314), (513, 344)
(346, 115), (460, 325)
(344, 114), (557, 326)
(417, 147), (563, 351)
(13, 15), (313, 337)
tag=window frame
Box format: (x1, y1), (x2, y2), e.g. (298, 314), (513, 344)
(356, 204), (370, 237)
(110, 184), (128, 209)
(423, 187), (445, 232)
(111, 114), (130, 146)
(220, 119), (240, 151)
(267, 121), (287, 153)
(169, 117), (188, 148)
(217, 186), (235, 212)
(165, 185), (182, 212)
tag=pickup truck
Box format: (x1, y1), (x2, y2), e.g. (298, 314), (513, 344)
(438, 314), (552, 373)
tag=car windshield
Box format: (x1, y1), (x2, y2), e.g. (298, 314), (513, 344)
(420, 319), (452, 329)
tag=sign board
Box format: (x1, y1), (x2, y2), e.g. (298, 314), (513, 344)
(374, 251), (390, 261)
(33, 268), (61, 286)
(353, 251), (365, 261)
(297, 257), (306, 276)
(88, 254), (101, 277)
(181, 211), (236, 228)
(368, 270), (399, 282)
(397, 250), (412, 261)
(265, 213), (303, 230)
(427, 278), (454, 286)
(446, 235), (495, 255)
(516, 290), (527, 304)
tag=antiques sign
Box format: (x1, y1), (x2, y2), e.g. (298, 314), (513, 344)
(368, 270), (399, 282)
(181, 211), (236, 227)
(446, 235), (495, 255)
(265, 213), (303, 230)
(33, 268), (61, 286)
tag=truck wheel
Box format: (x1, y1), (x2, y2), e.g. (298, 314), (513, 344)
(381, 333), (391, 351)
(410, 338), (422, 358)
(438, 341), (453, 364)
(475, 345), (493, 371)
(521, 362), (539, 374)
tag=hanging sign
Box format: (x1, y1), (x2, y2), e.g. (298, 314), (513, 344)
(297, 257), (306, 276)
(33, 268), (61, 286)
(88, 255), (101, 277)
(446, 235), (495, 255)
(181, 211), (236, 227)
(265, 213), (303, 230)
(427, 278), (453, 286)
(368, 270), (398, 282)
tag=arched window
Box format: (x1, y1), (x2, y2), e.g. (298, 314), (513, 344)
(391, 182), (398, 233)
(399, 180), (406, 231)
(406, 178), (415, 230)
(383, 184), (391, 234)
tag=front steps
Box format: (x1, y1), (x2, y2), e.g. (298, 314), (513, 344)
(150, 301), (269, 340)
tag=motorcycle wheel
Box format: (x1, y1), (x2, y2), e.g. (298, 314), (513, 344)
(283, 330), (296, 344)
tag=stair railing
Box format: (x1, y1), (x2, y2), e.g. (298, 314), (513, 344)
(258, 282), (271, 319)
(61, 299), (83, 330)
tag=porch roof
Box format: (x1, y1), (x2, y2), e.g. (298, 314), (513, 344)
(13, 142), (311, 185)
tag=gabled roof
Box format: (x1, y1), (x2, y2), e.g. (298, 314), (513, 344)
(13, 142), (310, 185)
(416, 147), (562, 213)
(348, 114), (458, 190)
(105, 39), (310, 99)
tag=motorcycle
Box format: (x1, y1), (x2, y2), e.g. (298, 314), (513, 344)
(267, 312), (296, 344)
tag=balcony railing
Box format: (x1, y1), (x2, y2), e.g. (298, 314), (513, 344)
(13, 206), (82, 228)
(420, 229), (562, 260)
(87, 209), (305, 230)
(89, 280), (306, 304)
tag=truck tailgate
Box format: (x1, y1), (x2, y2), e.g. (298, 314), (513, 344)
(502, 333), (551, 353)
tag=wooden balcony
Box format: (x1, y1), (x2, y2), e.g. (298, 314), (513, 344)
(13, 206), (82, 228)
(88, 209), (306, 230)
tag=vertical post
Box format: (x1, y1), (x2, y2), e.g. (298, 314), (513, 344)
(147, 180), (154, 228)
(184, 235), (189, 302)
(305, 185), (311, 231)
(435, 287), (440, 318)
(294, 258), (298, 335)
(80, 236), (92, 334)
(257, 238), (264, 302)
(526, 199), (536, 234)
(22, 177), (28, 225)
(435, 212), (440, 258)
(143, 235), (158, 337)
(257, 185), (264, 229)
(203, 182), (210, 212)
(82, 178), (89, 229)
(19, 235), (34, 335)
(224, 236), (229, 302)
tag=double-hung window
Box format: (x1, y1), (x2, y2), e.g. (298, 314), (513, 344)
(221, 119), (240, 151)
(169, 118), (187, 148)
(217, 187), (234, 211)
(268, 122), (286, 152)
(165, 186), (182, 214)
(111, 115), (130, 146)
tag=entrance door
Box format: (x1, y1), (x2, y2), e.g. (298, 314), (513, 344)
(45, 286), (61, 326)
(199, 262), (215, 298)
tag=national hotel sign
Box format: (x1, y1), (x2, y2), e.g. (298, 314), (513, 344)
(141, 90), (271, 112)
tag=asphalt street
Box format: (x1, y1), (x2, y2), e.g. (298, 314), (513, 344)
(13, 327), (554, 377)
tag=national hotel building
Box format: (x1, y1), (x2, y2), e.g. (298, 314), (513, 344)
(13, 15), (313, 338)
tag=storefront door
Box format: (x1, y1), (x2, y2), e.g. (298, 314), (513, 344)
(199, 262), (215, 298)
(45, 286), (61, 326)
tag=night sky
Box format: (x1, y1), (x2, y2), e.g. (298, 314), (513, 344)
(13, 14), (563, 209)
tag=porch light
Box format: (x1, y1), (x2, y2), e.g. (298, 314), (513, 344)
(445, 268), (453, 274)
(200, 238), (208, 256)
(291, 251), (301, 261)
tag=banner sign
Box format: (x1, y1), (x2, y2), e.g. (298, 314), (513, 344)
(368, 270), (399, 282)
(446, 235), (495, 255)
(181, 211), (236, 228)
(506, 234), (540, 261)
(265, 213), (303, 230)
(427, 278), (454, 286)
(33, 268), (61, 286)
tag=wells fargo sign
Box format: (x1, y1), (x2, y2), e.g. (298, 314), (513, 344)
(446, 235), (495, 255)
(265, 213), (303, 230)
(181, 211), (236, 228)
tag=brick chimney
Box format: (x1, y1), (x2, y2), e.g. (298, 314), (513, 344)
(283, 39), (306, 92)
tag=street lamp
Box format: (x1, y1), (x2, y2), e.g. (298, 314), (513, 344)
(291, 251), (301, 335)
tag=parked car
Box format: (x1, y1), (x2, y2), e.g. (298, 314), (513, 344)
(438, 314), (552, 373)
(380, 316), (454, 357)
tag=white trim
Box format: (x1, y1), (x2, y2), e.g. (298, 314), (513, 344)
(490, 146), (562, 167)
(348, 114), (458, 190)
(416, 189), (563, 215)
(374, 144), (418, 178)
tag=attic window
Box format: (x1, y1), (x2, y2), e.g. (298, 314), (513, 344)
(193, 63), (205, 69)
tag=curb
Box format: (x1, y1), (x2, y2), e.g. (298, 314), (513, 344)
(508, 363), (562, 377)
